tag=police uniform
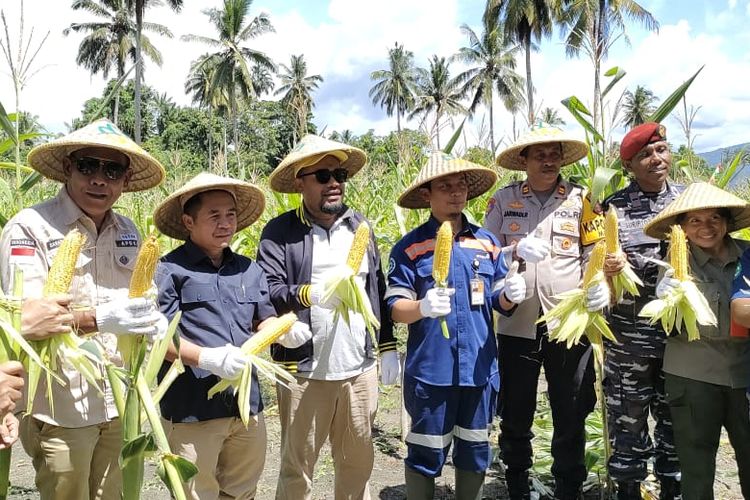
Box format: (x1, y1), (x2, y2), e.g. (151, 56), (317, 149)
(483, 177), (600, 494)
(0, 186), (138, 500)
(386, 215), (506, 477)
(601, 181), (683, 483)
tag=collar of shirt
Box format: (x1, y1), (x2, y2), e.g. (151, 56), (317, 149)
(628, 179), (679, 197)
(425, 213), (477, 238)
(690, 236), (742, 267)
(298, 203), (357, 230)
(57, 185), (123, 232)
(520, 176), (568, 199)
(183, 238), (236, 267)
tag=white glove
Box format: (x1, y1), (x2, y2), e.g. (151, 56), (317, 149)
(310, 283), (341, 309)
(516, 235), (551, 264)
(95, 297), (160, 336)
(380, 351), (400, 386)
(502, 262), (526, 304)
(198, 344), (248, 379)
(419, 287), (455, 318)
(656, 269), (680, 299)
(585, 282), (610, 312)
(276, 321), (313, 349)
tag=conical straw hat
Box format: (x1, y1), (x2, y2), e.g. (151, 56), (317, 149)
(644, 182), (750, 238)
(269, 134), (367, 193)
(27, 119), (165, 192)
(154, 173), (265, 240)
(398, 152), (498, 209)
(495, 124), (588, 171)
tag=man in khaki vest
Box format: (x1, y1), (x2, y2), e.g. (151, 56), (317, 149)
(483, 125), (606, 499)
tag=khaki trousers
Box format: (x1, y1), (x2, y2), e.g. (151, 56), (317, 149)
(275, 368), (378, 500)
(166, 414), (266, 500)
(19, 415), (122, 500)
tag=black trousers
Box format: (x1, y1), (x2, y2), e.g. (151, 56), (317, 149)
(498, 326), (596, 485)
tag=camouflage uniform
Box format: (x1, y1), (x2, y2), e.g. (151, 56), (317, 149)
(602, 181), (683, 483)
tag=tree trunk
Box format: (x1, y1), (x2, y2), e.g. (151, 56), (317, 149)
(232, 101), (241, 175)
(396, 110), (401, 134)
(207, 108), (213, 169)
(489, 95), (495, 155)
(114, 91), (120, 127)
(592, 0), (605, 130)
(435, 110), (442, 150)
(13, 77), (21, 210)
(134, 0), (144, 144)
(525, 34), (534, 127)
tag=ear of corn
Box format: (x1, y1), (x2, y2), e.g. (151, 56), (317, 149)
(346, 223), (370, 273)
(582, 241), (607, 289)
(43, 229), (86, 296)
(432, 221), (453, 286)
(639, 225), (716, 341)
(604, 207), (620, 254)
(129, 234), (160, 298)
(604, 207), (643, 301)
(244, 312), (298, 354)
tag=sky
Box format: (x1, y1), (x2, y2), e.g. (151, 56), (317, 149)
(1, 0), (749, 156)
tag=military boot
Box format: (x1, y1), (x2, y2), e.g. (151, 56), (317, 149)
(505, 469), (530, 500)
(659, 477), (681, 500)
(616, 481), (642, 500)
(554, 477), (582, 500)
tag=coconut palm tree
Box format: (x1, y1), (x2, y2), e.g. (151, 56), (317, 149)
(131, 0), (183, 144)
(486, 0), (554, 126)
(408, 56), (466, 149)
(556, 0), (658, 127)
(621, 85), (657, 128)
(539, 106), (566, 126)
(369, 42), (418, 133)
(274, 54), (323, 142)
(453, 24), (524, 154)
(64, 0), (172, 125)
(183, 0), (276, 171)
(251, 62), (275, 97)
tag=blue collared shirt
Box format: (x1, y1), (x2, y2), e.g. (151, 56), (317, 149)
(157, 239), (277, 422)
(385, 216), (507, 387)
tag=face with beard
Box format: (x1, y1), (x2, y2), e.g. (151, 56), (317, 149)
(295, 155), (347, 225)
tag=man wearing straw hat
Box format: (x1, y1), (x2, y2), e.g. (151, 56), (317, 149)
(601, 122), (682, 500)
(386, 152), (519, 499)
(484, 125), (604, 499)
(644, 182), (750, 499)
(0, 118), (167, 499)
(153, 172), (312, 499)
(257, 134), (396, 500)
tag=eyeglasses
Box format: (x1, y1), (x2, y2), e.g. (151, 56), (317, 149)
(297, 168), (348, 184)
(73, 156), (129, 181)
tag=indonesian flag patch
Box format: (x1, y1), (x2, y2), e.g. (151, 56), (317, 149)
(9, 238), (37, 264)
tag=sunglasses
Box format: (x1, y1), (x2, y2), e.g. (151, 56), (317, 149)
(298, 168), (348, 184)
(73, 156), (129, 181)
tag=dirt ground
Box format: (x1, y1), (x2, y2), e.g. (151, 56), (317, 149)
(6, 381), (746, 499)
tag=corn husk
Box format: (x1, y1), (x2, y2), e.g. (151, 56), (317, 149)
(638, 225), (716, 341)
(540, 240), (617, 364)
(320, 222), (380, 337)
(207, 313), (298, 427)
(604, 207), (643, 302)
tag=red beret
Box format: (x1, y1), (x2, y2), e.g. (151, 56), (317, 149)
(620, 122), (667, 161)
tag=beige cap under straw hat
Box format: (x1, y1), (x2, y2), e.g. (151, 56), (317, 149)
(644, 182), (750, 239)
(27, 118), (165, 192)
(398, 152), (498, 209)
(154, 173), (265, 240)
(495, 124), (588, 171)
(268, 134), (367, 193)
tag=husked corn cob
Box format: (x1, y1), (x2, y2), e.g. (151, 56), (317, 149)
(43, 229), (86, 296)
(669, 225), (689, 281)
(582, 240), (607, 288)
(129, 235), (160, 298)
(605, 207), (619, 254)
(432, 221), (453, 285)
(244, 312), (297, 354)
(346, 223), (370, 273)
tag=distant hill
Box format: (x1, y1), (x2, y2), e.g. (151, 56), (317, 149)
(698, 142), (750, 186)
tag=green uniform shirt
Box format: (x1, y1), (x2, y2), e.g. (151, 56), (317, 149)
(663, 237), (750, 388)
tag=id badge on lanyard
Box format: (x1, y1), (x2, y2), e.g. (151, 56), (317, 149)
(470, 257), (484, 306)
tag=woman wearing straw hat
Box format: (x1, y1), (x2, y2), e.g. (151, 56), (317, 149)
(153, 173), (312, 500)
(601, 122), (683, 500)
(0, 119), (167, 499)
(644, 182), (750, 500)
(257, 134), (396, 500)
(484, 125), (603, 499)
(386, 152), (519, 499)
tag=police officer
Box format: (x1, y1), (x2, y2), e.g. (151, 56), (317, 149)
(602, 122), (683, 500)
(387, 152), (519, 499)
(484, 125), (604, 500)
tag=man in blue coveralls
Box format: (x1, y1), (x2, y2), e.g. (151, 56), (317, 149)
(385, 153), (526, 499)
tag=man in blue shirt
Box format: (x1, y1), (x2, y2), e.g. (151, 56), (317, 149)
(153, 173), (312, 500)
(386, 153), (524, 500)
